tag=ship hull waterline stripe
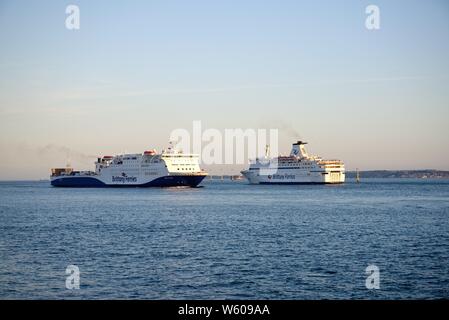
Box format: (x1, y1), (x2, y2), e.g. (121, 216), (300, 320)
(51, 175), (206, 188)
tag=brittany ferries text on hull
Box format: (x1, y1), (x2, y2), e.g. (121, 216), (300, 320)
(50, 146), (207, 188)
(241, 141), (345, 184)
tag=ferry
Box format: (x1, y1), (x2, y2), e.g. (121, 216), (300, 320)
(241, 141), (345, 184)
(50, 145), (207, 187)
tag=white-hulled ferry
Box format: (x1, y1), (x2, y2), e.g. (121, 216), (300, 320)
(50, 146), (207, 187)
(241, 141), (345, 184)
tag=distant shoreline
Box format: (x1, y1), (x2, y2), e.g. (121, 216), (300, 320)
(345, 170), (449, 179)
(1, 170), (449, 182)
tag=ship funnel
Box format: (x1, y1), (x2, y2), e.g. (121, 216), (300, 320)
(290, 141), (309, 158)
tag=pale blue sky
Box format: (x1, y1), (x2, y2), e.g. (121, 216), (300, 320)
(0, 0), (449, 179)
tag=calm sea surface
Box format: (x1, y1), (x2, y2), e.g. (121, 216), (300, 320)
(0, 179), (448, 299)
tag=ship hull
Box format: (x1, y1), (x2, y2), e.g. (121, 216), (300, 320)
(51, 175), (207, 188)
(241, 170), (345, 185)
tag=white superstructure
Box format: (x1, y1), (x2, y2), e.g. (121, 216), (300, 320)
(241, 141), (345, 184)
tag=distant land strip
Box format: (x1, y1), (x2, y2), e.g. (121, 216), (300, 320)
(1, 170), (449, 182)
(344, 170), (449, 179)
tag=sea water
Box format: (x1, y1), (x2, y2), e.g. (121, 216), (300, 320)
(0, 179), (448, 299)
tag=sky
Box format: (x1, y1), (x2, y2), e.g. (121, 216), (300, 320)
(0, 0), (449, 179)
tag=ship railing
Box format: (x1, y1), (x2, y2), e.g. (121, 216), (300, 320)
(319, 160), (343, 164)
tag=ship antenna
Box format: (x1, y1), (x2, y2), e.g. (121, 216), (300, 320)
(265, 144), (270, 158)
